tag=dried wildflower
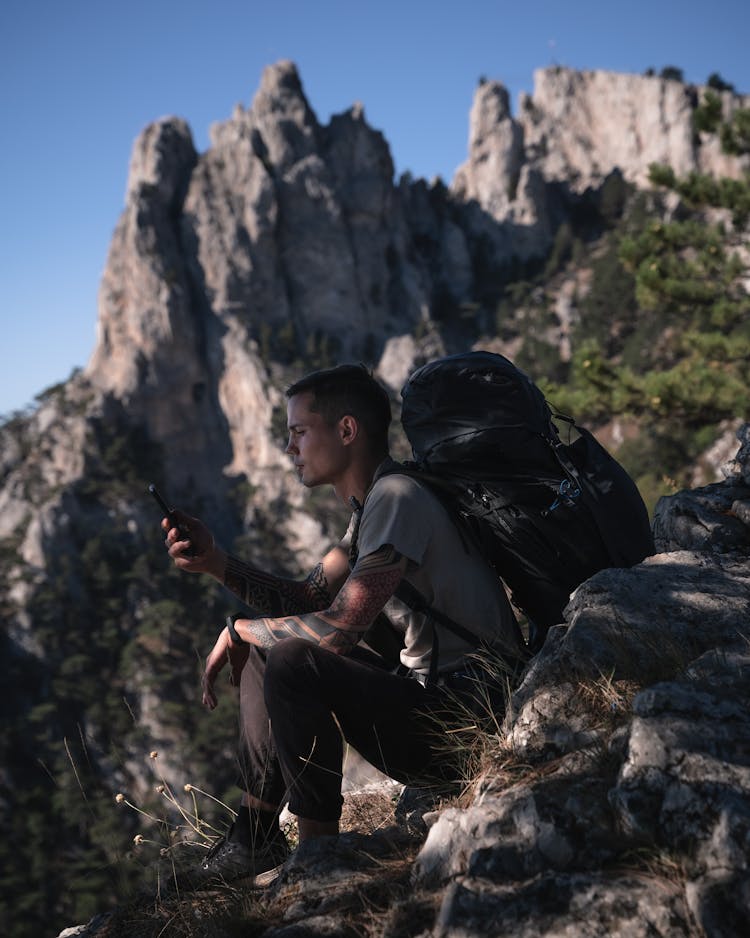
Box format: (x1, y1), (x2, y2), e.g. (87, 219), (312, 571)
(155, 784), (165, 794)
(115, 793), (125, 804)
(184, 783), (193, 793)
(149, 750), (159, 760)
(133, 834), (144, 845)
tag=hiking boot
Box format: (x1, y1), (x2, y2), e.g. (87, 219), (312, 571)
(173, 828), (290, 891)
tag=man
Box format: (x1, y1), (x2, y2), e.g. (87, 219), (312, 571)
(163, 364), (524, 887)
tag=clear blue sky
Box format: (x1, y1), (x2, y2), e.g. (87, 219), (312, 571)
(1, 0), (748, 416)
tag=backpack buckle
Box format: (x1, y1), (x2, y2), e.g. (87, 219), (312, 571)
(545, 478), (581, 514)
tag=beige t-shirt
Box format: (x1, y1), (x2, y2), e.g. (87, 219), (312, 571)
(354, 465), (522, 675)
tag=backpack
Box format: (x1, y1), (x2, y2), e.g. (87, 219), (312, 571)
(395, 351), (654, 653)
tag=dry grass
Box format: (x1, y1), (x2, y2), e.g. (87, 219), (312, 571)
(614, 846), (690, 887)
(575, 672), (641, 729)
(340, 781), (403, 836)
(95, 767), (428, 937)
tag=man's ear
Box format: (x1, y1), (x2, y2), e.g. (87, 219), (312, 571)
(338, 415), (359, 446)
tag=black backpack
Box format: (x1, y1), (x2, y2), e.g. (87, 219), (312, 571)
(395, 351), (654, 653)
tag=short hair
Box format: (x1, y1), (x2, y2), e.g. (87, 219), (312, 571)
(286, 364), (391, 454)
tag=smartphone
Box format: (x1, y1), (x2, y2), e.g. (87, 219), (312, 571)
(148, 483), (195, 556)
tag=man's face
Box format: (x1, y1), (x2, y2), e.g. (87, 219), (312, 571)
(286, 391), (349, 487)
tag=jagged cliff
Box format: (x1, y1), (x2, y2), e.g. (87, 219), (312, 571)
(5, 63), (748, 577)
(1, 61), (749, 938)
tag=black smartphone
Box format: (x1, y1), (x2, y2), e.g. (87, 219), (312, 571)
(148, 483), (195, 555)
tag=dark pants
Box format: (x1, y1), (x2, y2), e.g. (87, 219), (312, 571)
(238, 638), (489, 822)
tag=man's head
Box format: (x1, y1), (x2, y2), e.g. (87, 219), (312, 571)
(286, 364), (391, 456)
(285, 365), (391, 488)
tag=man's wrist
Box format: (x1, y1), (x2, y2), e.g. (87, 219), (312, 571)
(207, 546), (227, 581)
(226, 615), (247, 645)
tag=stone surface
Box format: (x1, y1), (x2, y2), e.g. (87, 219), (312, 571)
(415, 767), (621, 888)
(611, 646), (750, 857)
(504, 550), (750, 763)
(653, 422), (750, 553)
(433, 872), (694, 938)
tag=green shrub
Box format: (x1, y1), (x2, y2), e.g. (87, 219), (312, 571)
(706, 72), (735, 93)
(693, 90), (723, 135)
(660, 66), (684, 83)
(720, 107), (750, 155)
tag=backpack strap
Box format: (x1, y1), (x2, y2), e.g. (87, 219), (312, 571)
(393, 579), (483, 649)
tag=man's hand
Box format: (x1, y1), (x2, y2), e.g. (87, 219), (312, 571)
(162, 510), (226, 578)
(201, 626), (249, 710)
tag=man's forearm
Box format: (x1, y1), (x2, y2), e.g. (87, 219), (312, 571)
(223, 555), (331, 616)
(232, 545), (405, 655)
(236, 611), (365, 654)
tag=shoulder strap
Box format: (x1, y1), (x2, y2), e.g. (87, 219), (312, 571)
(394, 581), (480, 689)
(394, 580), (483, 648)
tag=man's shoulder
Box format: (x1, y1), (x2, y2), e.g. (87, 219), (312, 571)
(370, 465), (430, 501)
(366, 466), (447, 524)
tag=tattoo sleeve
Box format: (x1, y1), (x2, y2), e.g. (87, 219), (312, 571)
(224, 555), (331, 616)
(238, 544), (405, 656)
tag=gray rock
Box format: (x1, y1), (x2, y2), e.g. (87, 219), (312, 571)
(504, 680), (605, 760)
(504, 551), (750, 765)
(433, 871), (694, 937)
(686, 870), (750, 938)
(653, 483), (750, 553)
(263, 915), (361, 938)
(733, 422), (750, 485)
(414, 766), (622, 888)
(451, 69), (750, 264)
(611, 646), (750, 863)
(56, 914), (112, 937)
(654, 423), (750, 553)
(266, 831), (415, 935)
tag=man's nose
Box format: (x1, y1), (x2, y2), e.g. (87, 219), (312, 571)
(286, 435), (296, 455)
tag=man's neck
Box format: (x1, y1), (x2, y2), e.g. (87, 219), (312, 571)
(333, 451), (390, 507)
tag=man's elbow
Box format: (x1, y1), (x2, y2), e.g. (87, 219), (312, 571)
(323, 627), (364, 656)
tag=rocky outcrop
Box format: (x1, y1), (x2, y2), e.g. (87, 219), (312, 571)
(76, 62), (452, 525)
(654, 423), (750, 553)
(453, 67), (750, 259)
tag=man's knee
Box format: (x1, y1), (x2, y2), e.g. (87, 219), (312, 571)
(266, 637), (312, 670)
(264, 638), (318, 700)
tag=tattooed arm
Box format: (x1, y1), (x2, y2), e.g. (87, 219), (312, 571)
(201, 544), (406, 709)
(223, 551), (348, 617)
(163, 508), (351, 617)
(231, 544), (407, 656)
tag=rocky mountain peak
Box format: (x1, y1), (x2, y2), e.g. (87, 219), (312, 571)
(125, 116), (197, 209)
(453, 66), (750, 254)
